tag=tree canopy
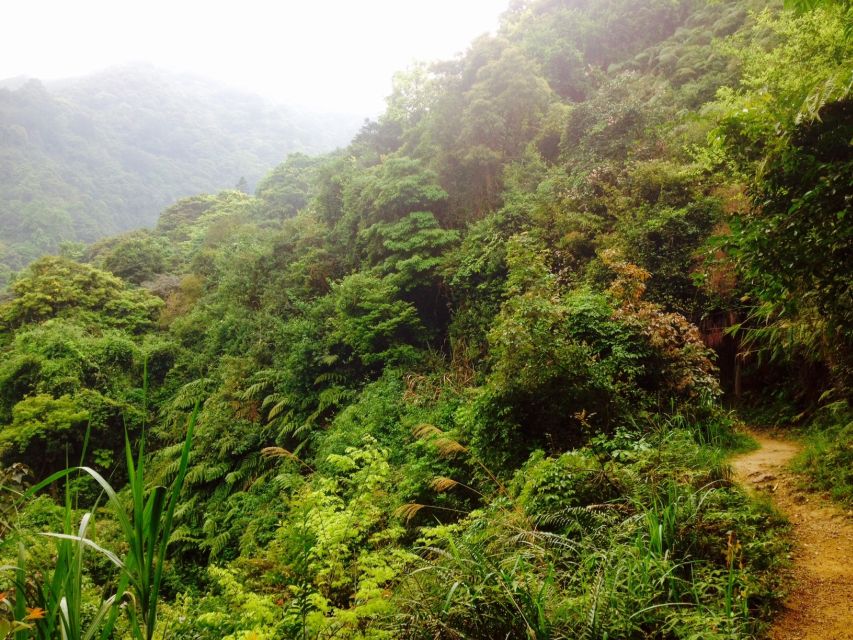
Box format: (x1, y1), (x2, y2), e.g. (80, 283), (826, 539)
(0, 1), (850, 638)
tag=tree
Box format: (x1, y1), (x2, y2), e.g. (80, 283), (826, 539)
(0, 256), (162, 332)
(329, 272), (424, 369)
(358, 212), (458, 290)
(255, 154), (322, 220)
(727, 100), (853, 388)
(454, 46), (554, 213)
(99, 233), (168, 284)
(0, 394), (89, 472)
(343, 157), (448, 227)
(707, 6), (852, 392)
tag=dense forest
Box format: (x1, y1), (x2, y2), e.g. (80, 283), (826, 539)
(0, 65), (360, 286)
(0, 0), (850, 638)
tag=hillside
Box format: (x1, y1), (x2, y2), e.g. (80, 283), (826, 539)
(0, 0), (850, 638)
(0, 65), (361, 284)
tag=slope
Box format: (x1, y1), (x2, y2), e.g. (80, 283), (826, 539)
(0, 64), (361, 284)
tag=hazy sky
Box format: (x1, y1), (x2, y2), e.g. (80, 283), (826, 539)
(1, 0), (509, 116)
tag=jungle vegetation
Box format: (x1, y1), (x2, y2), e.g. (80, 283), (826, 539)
(0, 0), (849, 638)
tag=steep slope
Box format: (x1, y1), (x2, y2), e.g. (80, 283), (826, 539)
(0, 65), (361, 284)
(0, 0), (850, 637)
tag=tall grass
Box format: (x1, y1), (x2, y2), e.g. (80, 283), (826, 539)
(393, 423), (772, 639)
(792, 403), (853, 506)
(12, 404), (198, 640)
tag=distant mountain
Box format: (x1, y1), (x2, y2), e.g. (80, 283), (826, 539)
(0, 76), (31, 91)
(0, 64), (362, 284)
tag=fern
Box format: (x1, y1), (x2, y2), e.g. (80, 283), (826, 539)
(185, 461), (229, 486)
(581, 568), (606, 640)
(201, 530), (232, 559)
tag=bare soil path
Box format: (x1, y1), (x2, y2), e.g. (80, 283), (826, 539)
(732, 431), (853, 640)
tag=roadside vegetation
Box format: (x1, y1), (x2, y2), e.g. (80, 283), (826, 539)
(0, 0), (849, 637)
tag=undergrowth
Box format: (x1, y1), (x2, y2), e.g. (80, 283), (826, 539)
(392, 422), (787, 640)
(792, 402), (853, 507)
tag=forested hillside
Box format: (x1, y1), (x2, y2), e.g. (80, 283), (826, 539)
(0, 0), (850, 638)
(0, 65), (360, 285)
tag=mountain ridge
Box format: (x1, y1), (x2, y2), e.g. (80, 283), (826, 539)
(0, 64), (362, 285)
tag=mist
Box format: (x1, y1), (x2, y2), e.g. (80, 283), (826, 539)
(1, 0), (507, 115)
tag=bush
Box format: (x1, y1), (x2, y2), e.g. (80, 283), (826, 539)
(461, 236), (719, 470)
(514, 450), (624, 517)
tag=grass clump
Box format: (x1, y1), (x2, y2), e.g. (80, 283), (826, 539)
(0, 403), (197, 640)
(792, 402), (853, 507)
(392, 423), (787, 639)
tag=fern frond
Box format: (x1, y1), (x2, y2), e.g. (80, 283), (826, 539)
(170, 378), (213, 409)
(536, 506), (600, 529)
(511, 529), (580, 554)
(225, 468), (247, 486)
(314, 372), (346, 385)
(240, 381), (270, 400)
(582, 568), (606, 640)
(185, 461), (229, 486)
(275, 419), (304, 440)
(317, 386), (353, 410)
(167, 525), (198, 547)
(202, 531), (231, 559)
(267, 398), (291, 421)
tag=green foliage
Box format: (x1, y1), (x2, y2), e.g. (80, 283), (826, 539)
(725, 103), (852, 380)
(394, 427), (786, 640)
(463, 235), (718, 469)
(707, 7), (852, 162)
(0, 66), (359, 279)
(0, 257), (161, 332)
(329, 272), (425, 369)
(514, 449), (623, 517)
(343, 158), (448, 228)
(0, 314), (161, 475)
(560, 72), (665, 166)
(784, 0), (852, 39)
(91, 232), (170, 285)
(161, 566), (285, 640)
(0, 401), (197, 640)
(703, 5), (852, 400)
(793, 402), (853, 506)
(444, 208), (523, 359)
(619, 197), (720, 317)
(255, 153), (324, 220)
(359, 212), (458, 289)
(3, 1), (846, 638)
(0, 394), (89, 459)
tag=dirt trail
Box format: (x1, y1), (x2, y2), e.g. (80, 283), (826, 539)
(732, 431), (853, 640)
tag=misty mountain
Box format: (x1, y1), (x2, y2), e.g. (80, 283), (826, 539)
(0, 0), (850, 635)
(0, 64), (362, 284)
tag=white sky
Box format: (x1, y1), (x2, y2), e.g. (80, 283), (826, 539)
(1, 0), (509, 116)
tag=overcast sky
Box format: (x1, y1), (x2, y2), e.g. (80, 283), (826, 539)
(1, 0), (509, 116)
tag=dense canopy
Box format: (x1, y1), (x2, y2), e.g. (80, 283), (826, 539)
(0, 1), (850, 638)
